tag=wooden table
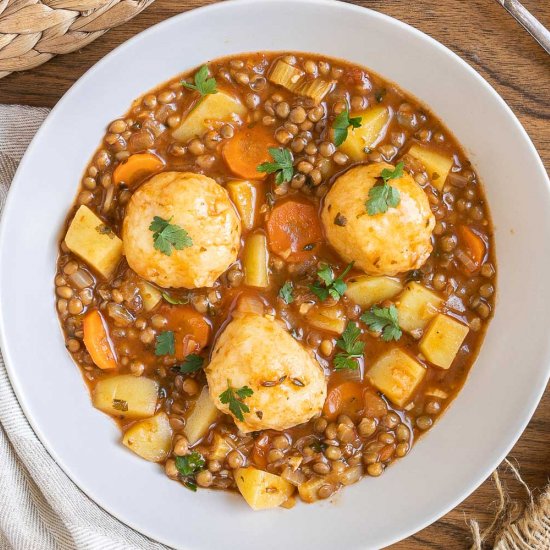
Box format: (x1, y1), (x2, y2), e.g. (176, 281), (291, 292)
(1, 0), (548, 547)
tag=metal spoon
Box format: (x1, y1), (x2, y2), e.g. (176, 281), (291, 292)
(495, 0), (550, 55)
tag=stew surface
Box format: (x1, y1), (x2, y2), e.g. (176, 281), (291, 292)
(55, 52), (496, 509)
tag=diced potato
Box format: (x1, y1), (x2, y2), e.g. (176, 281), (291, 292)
(408, 144), (454, 191)
(396, 282), (443, 334)
(298, 476), (326, 503)
(338, 106), (390, 161)
(64, 205), (122, 279)
(292, 78), (335, 103)
(172, 90), (247, 142)
(184, 386), (219, 445)
(137, 281), (162, 311)
(306, 305), (346, 335)
(366, 348), (426, 407)
(208, 433), (234, 461)
(235, 467), (294, 510)
(92, 374), (159, 419)
(344, 275), (403, 308)
(419, 313), (469, 369)
(268, 59), (304, 90)
(425, 387), (449, 400)
(122, 412), (172, 462)
(243, 232), (269, 288)
(227, 180), (258, 230)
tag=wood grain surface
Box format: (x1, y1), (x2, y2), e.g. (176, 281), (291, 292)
(1, 1), (548, 548)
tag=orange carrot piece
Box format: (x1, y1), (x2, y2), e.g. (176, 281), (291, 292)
(112, 153), (165, 187)
(158, 304), (210, 360)
(222, 125), (276, 180)
(83, 310), (117, 370)
(323, 381), (364, 421)
(458, 225), (486, 271)
(266, 199), (323, 262)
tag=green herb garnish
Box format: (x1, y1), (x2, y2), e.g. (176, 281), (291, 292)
(155, 330), (175, 356)
(365, 162), (404, 215)
(174, 354), (204, 374)
(257, 147), (294, 185)
(334, 321), (365, 370)
(175, 452), (206, 492)
(181, 65), (218, 97)
(149, 216), (192, 256)
(112, 399), (128, 412)
(219, 382), (254, 422)
(161, 292), (189, 305)
(279, 281), (294, 304)
(332, 108), (362, 147)
(360, 304), (402, 342)
(309, 262), (354, 302)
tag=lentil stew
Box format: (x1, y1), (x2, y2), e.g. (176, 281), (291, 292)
(55, 52), (496, 509)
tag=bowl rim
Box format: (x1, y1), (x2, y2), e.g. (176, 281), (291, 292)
(1, 0), (549, 548)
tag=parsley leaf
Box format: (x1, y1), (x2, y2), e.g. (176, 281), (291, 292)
(332, 108), (362, 147)
(360, 304), (402, 342)
(257, 147), (294, 185)
(155, 331), (175, 356)
(219, 382), (254, 422)
(334, 321), (364, 370)
(175, 451), (205, 492)
(279, 281), (294, 304)
(175, 354), (204, 374)
(365, 162), (404, 215)
(149, 216), (192, 256)
(181, 65), (218, 97)
(162, 292), (189, 305)
(309, 262), (354, 302)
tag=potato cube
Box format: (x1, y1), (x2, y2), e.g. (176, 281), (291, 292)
(64, 205), (123, 279)
(184, 386), (220, 445)
(396, 282), (443, 334)
(338, 106), (390, 161)
(172, 90), (247, 143)
(298, 476), (326, 503)
(235, 467), (294, 510)
(366, 348), (426, 407)
(227, 180), (258, 230)
(137, 281), (162, 312)
(419, 313), (469, 369)
(243, 232), (269, 288)
(207, 433), (234, 461)
(306, 304), (346, 335)
(344, 276), (403, 308)
(408, 144), (453, 191)
(122, 412), (172, 462)
(92, 375), (159, 419)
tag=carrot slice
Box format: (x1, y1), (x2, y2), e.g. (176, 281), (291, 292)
(266, 199), (323, 262)
(251, 433), (270, 469)
(323, 381), (365, 421)
(112, 153), (165, 187)
(158, 304), (210, 360)
(222, 125), (276, 180)
(83, 310), (117, 370)
(457, 225), (486, 272)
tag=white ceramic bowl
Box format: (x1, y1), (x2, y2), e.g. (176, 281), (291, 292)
(1, 1), (549, 548)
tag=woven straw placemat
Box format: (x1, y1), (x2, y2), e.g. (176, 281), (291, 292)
(0, 0), (156, 79)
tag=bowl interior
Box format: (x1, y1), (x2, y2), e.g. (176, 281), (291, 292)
(1, 1), (549, 549)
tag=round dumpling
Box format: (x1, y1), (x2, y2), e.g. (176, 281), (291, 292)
(123, 172), (241, 288)
(321, 163), (435, 276)
(206, 313), (327, 432)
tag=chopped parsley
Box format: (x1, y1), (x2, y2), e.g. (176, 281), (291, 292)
(155, 330), (175, 356)
(309, 262), (354, 302)
(161, 291), (189, 305)
(361, 304), (402, 342)
(181, 65), (218, 97)
(332, 108), (362, 147)
(174, 354), (204, 374)
(257, 147), (294, 185)
(219, 382), (254, 422)
(365, 162), (404, 215)
(175, 452), (206, 492)
(149, 216), (192, 256)
(334, 321), (365, 370)
(279, 281), (294, 304)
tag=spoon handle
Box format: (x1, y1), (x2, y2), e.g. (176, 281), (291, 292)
(495, 0), (550, 55)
